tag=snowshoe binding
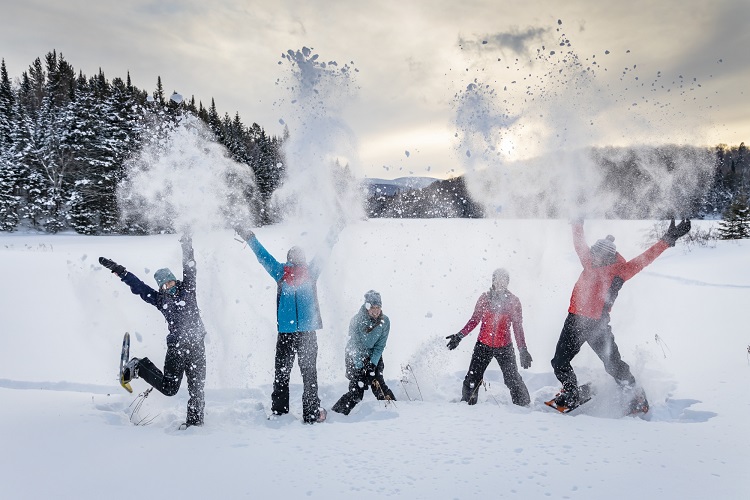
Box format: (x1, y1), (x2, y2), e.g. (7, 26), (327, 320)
(545, 383), (593, 413)
(623, 386), (649, 416)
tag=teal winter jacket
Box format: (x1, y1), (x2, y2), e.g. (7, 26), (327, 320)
(345, 305), (390, 368)
(246, 235), (324, 333)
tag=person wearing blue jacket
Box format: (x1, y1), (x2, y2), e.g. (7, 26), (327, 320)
(99, 233), (207, 428)
(235, 227), (336, 424)
(331, 290), (396, 415)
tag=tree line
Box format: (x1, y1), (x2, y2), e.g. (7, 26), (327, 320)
(0, 51), (286, 234)
(1, 51), (749, 237)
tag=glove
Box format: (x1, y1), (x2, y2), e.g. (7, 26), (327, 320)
(365, 362), (377, 383)
(234, 226), (254, 242)
(519, 348), (533, 369)
(446, 333), (463, 350)
(99, 257), (126, 278)
(661, 218), (691, 247)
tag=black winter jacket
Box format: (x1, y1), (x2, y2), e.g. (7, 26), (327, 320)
(120, 237), (207, 345)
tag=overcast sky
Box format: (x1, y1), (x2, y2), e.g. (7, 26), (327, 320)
(2, 0), (749, 179)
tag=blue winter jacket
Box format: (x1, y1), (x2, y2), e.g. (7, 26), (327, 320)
(345, 305), (390, 369)
(120, 236), (207, 345)
(246, 235), (326, 333)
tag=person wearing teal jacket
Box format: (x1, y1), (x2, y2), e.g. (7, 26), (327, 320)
(236, 227), (337, 424)
(332, 290), (397, 415)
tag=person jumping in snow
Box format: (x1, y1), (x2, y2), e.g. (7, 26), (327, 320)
(235, 227), (339, 424)
(99, 232), (207, 428)
(446, 268), (533, 407)
(549, 218), (691, 413)
(331, 290), (396, 415)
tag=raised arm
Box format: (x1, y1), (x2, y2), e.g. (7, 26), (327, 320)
(618, 240), (670, 281)
(571, 221), (592, 267)
(121, 272), (159, 307)
(180, 233), (197, 290)
(100, 256), (158, 307)
(309, 224), (344, 279)
(246, 234), (284, 281)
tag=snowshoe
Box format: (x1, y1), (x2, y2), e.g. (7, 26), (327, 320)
(178, 421), (203, 431)
(545, 383), (593, 413)
(119, 333), (133, 393)
(623, 386), (649, 416)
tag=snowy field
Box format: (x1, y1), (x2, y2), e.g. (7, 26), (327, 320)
(0, 219), (747, 499)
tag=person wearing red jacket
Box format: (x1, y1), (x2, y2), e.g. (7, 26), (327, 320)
(446, 268), (532, 406)
(550, 219), (691, 411)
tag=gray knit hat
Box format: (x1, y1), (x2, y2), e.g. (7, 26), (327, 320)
(591, 235), (616, 261)
(364, 290), (382, 308)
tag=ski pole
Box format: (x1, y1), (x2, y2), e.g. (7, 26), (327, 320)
(372, 380), (396, 408)
(406, 364), (423, 401)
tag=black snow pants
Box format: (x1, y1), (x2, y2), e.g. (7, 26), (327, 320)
(331, 357), (396, 415)
(551, 312), (636, 393)
(462, 342), (530, 406)
(137, 339), (206, 426)
(271, 331), (321, 422)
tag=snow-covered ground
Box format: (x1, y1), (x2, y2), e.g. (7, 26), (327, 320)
(0, 219), (747, 498)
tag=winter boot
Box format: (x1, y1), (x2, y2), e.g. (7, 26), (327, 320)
(553, 385), (580, 409)
(331, 399), (351, 415)
(304, 408), (327, 424)
(622, 385), (649, 415)
(121, 358), (140, 383)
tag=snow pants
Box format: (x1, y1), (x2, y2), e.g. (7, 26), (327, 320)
(271, 331), (321, 423)
(137, 339), (206, 426)
(462, 342), (530, 406)
(551, 313), (636, 393)
(331, 357), (396, 415)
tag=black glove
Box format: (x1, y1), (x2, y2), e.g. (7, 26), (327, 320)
(446, 333), (463, 350)
(662, 218), (691, 247)
(234, 226), (254, 242)
(519, 348), (533, 369)
(99, 257), (126, 278)
(365, 362), (377, 383)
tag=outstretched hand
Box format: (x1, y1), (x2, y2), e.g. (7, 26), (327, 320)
(234, 226), (254, 242)
(446, 333), (463, 350)
(662, 218), (691, 247)
(99, 257), (126, 278)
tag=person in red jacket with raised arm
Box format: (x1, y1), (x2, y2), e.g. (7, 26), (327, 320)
(550, 218), (690, 412)
(446, 268), (533, 407)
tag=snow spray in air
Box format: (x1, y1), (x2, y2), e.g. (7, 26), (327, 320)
(117, 113), (259, 233)
(453, 20), (715, 219)
(274, 47), (364, 233)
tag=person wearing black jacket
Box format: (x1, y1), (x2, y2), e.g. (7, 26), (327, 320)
(99, 233), (207, 428)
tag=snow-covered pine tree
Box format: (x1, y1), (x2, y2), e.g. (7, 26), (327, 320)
(717, 192), (750, 239)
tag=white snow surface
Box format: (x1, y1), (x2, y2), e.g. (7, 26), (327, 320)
(0, 219), (747, 499)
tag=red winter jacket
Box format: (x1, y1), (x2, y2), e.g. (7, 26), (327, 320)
(568, 222), (669, 320)
(459, 290), (527, 349)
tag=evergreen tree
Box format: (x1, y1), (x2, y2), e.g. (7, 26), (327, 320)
(153, 76), (165, 105)
(717, 192), (750, 239)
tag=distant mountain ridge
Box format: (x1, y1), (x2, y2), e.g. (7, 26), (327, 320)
(365, 176), (484, 219)
(361, 176), (439, 197)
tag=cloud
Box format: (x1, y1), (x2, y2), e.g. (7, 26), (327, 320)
(458, 26), (549, 56)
